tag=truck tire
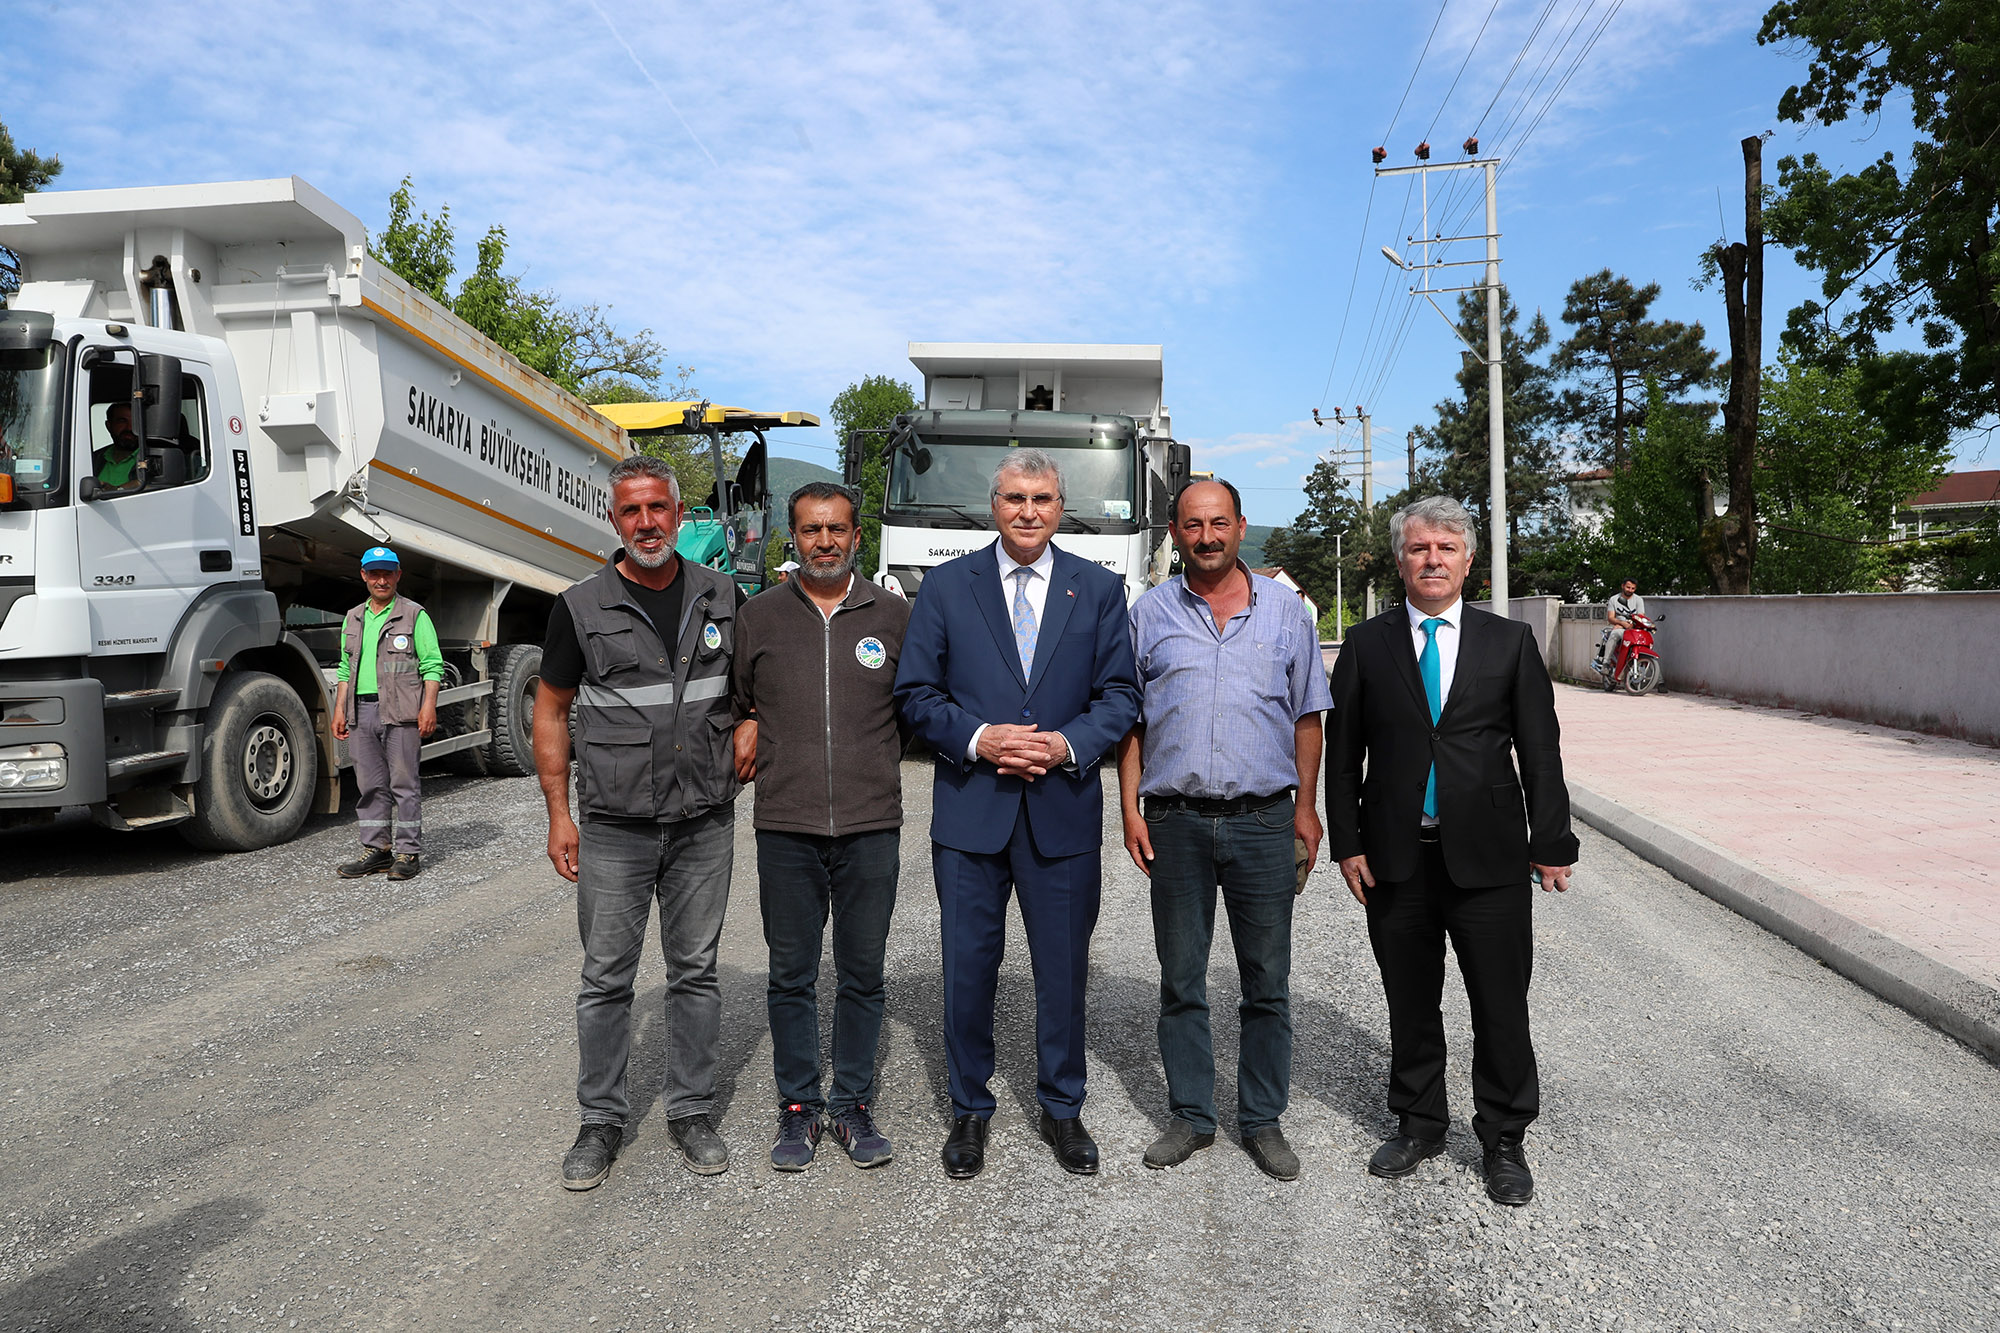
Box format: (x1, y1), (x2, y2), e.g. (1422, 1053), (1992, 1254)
(181, 671), (319, 852)
(483, 643), (542, 778)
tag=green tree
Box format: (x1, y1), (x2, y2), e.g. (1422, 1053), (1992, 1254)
(369, 178), (664, 398)
(1, 119), (62, 301)
(1594, 383), (1723, 595)
(1755, 353), (1950, 591)
(1261, 460), (1365, 622)
(1759, 0), (2000, 432)
(1412, 287), (1580, 598)
(1551, 269), (1718, 470)
(830, 374), (918, 576)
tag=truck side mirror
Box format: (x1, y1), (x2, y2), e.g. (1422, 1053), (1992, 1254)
(841, 431), (865, 487)
(139, 353), (183, 445)
(1167, 441), (1191, 496)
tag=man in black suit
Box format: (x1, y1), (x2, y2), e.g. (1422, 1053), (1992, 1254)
(1325, 495), (1578, 1206)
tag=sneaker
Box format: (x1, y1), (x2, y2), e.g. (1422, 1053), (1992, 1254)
(771, 1103), (822, 1172)
(387, 853), (422, 881)
(561, 1123), (622, 1191)
(337, 847), (393, 878)
(828, 1103), (894, 1168)
(668, 1113), (730, 1176)
(1143, 1118), (1216, 1169)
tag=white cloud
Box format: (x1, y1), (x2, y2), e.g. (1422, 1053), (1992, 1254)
(14, 0), (1293, 443)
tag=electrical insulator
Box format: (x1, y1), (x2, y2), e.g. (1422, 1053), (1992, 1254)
(1371, 146), (1388, 164)
(1414, 141), (1431, 160)
(1463, 136), (1479, 156)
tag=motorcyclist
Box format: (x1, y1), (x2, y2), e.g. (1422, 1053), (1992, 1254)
(1594, 578), (1645, 672)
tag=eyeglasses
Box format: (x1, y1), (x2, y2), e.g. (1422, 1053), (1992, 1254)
(996, 492), (1062, 511)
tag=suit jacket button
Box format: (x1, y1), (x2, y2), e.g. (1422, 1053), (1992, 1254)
(1431, 729), (1440, 740)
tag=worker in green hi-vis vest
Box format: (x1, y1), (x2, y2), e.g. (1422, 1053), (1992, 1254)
(331, 546), (445, 882)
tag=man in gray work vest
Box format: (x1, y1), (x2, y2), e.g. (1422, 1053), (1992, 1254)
(534, 453), (744, 1191)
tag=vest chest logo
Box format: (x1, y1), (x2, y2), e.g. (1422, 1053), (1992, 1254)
(703, 622), (723, 651)
(855, 636), (886, 670)
(392, 634), (410, 651)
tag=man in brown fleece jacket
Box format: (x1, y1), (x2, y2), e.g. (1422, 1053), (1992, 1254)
(732, 481), (911, 1173)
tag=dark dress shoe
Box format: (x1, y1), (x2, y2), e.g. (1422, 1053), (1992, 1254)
(1038, 1111), (1099, 1175)
(1368, 1133), (1445, 1179)
(941, 1114), (988, 1179)
(1483, 1138), (1534, 1205)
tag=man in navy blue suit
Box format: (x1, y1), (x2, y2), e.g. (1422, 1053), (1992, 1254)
(895, 448), (1142, 1179)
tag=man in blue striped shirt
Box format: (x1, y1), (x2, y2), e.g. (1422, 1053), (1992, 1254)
(1117, 478), (1332, 1179)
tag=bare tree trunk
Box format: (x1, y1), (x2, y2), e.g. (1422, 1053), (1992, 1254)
(1703, 135), (1763, 594)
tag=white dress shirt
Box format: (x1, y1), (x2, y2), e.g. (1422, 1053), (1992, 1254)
(967, 541), (1072, 767)
(1406, 598), (1462, 828)
(1404, 597), (1463, 706)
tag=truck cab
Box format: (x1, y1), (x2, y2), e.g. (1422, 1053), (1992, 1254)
(850, 343), (1189, 602)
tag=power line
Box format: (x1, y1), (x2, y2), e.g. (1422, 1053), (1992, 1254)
(1422, 0), (1506, 146)
(1317, 175), (1381, 409)
(1383, 0), (1454, 146)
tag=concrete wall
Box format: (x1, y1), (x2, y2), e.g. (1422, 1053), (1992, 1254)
(1553, 592), (2000, 746)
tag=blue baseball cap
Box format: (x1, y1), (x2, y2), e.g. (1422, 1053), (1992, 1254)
(360, 546), (400, 570)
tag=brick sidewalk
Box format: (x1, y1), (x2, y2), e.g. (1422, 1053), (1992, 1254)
(1553, 682), (2000, 994)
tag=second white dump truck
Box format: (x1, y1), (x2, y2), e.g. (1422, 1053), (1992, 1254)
(844, 343), (1190, 603)
(0, 177), (646, 849)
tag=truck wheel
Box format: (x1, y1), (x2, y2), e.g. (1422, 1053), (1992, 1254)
(483, 643), (542, 778)
(182, 671), (319, 851)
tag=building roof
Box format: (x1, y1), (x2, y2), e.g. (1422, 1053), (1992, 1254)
(1905, 470), (2000, 510)
(1570, 466), (1615, 482)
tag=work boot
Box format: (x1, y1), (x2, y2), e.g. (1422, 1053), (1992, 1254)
(770, 1103), (822, 1173)
(668, 1114), (729, 1176)
(1143, 1118), (1216, 1169)
(561, 1123), (622, 1191)
(828, 1103), (894, 1169)
(337, 847), (393, 878)
(387, 853), (422, 882)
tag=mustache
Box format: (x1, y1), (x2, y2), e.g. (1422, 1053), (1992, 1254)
(1193, 542), (1228, 555)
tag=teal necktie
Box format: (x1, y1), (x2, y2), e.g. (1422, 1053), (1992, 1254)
(1419, 617), (1446, 820)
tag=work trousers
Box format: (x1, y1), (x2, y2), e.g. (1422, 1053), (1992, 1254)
(575, 805), (734, 1127)
(1364, 838), (1538, 1149)
(932, 805), (1101, 1120)
(1146, 796), (1296, 1136)
(350, 700), (422, 855)
(756, 827), (900, 1115)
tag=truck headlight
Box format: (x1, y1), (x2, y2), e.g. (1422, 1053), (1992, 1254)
(0, 742), (66, 791)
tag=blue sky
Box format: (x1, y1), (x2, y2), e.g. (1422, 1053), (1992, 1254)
(9, 0), (1975, 527)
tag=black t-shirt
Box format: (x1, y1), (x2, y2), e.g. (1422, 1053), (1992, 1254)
(541, 563), (689, 690)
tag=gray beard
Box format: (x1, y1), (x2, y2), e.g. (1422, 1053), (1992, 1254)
(625, 536), (674, 569)
(798, 548), (857, 588)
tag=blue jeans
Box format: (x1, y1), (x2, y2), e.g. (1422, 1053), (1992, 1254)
(575, 806), (734, 1127)
(1145, 796), (1296, 1136)
(755, 828), (900, 1114)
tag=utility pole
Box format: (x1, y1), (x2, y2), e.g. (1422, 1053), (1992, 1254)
(1360, 412), (1375, 619)
(1309, 404), (1376, 623)
(1376, 146), (1508, 615)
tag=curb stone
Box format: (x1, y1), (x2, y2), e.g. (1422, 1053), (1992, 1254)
(1569, 781), (2000, 1066)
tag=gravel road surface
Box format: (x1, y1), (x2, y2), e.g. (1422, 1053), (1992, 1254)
(3, 764), (1996, 1332)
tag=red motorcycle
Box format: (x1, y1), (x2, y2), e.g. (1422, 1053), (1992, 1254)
(1594, 612), (1662, 695)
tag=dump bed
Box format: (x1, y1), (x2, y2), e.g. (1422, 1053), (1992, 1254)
(0, 177), (627, 594)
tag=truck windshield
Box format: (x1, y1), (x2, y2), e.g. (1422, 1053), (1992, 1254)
(886, 432), (1136, 525)
(0, 344), (64, 495)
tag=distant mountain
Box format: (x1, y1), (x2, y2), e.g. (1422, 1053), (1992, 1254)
(1241, 523), (1277, 569)
(767, 455), (844, 534)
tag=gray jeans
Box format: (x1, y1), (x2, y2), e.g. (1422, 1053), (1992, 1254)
(575, 805), (735, 1127)
(350, 700), (421, 854)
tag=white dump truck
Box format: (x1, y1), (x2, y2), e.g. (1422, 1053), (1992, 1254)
(843, 343), (1190, 602)
(0, 177), (640, 849)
